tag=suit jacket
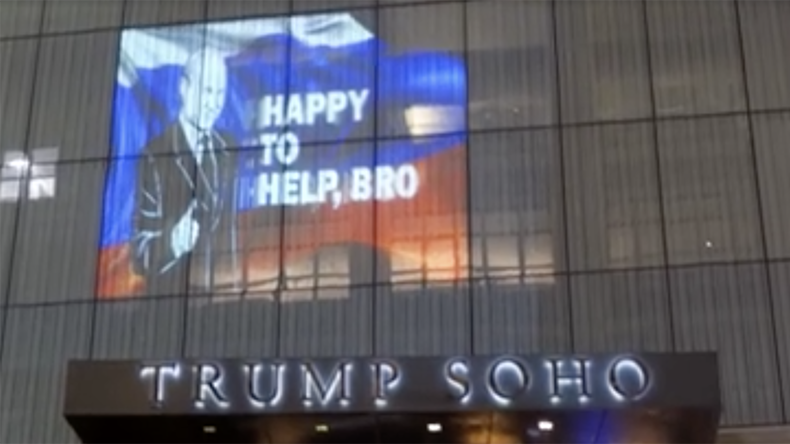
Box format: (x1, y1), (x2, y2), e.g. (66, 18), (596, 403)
(131, 122), (239, 294)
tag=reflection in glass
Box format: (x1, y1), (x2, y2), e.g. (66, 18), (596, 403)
(98, 11), (469, 299)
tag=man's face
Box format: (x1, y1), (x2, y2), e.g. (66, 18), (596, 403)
(180, 56), (227, 131)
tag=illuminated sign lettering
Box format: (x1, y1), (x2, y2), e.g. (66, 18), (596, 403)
(135, 355), (653, 413)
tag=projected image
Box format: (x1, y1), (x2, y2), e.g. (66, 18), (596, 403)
(97, 12), (467, 298)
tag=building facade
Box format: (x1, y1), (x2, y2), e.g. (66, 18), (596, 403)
(1, 0), (790, 441)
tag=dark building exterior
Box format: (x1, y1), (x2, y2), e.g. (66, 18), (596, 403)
(1, 0), (790, 442)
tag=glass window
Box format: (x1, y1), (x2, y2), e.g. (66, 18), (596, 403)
(185, 293), (277, 358)
(8, 161), (105, 304)
(376, 135), (467, 284)
(278, 141), (375, 290)
(42, 0), (122, 33)
(647, 0), (745, 116)
(377, 3), (465, 139)
(92, 297), (184, 359)
(124, 0), (206, 27)
(752, 112), (790, 259)
(0, 40), (37, 162)
(472, 278), (571, 354)
(201, 17), (289, 153)
(97, 154), (193, 300)
(280, 286), (373, 357)
(467, 0), (555, 130)
(669, 264), (782, 425)
(207, 0), (288, 20)
(469, 129), (564, 279)
(375, 282), (468, 356)
(556, 0), (651, 123)
(0, 304), (92, 442)
(564, 123), (664, 271)
(739, 0), (790, 111)
(288, 10), (376, 145)
(657, 116), (762, 265)
(27, 32), (119, 162)
(571, 270), (671, 352)
(292, 0), (374, 13)
(767, 262), (790, 420)
(111, 21), (208, 162)
(380, 0), (455, 4)
(0, 0), (43, 39)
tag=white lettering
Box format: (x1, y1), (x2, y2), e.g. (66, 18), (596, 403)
(546, 358), (591, 404)
(257, 89), (370, 129)
(487, 358), (530, 405)
(350, 167), (372, 201)
(139, 363), (181, 407)
(259, 133), (278, 165)
(347, 89), (369, 122)
(395, 164), (419, 199)
(282, 171), (301, 205)
(318, 170), (339, 202)
(607, 357), (649, 401)
(257, 172), (280, 205)
(260, 95), (284, 127)
(375, 166), (396, 200)
(194, 363), (230, 409)
(244, 362), (286, 408)
(276, 132), (300, 166)
(371, 361), (401, 407)
(305, 92), (327, 125)
(326, 91), (347, 124)
(444, 359), (471, 403)
(301, 362), (353, 407)
(286, 95), (303, 125)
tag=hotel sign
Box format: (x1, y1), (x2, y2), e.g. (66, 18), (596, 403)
(64, 354), (719, 415)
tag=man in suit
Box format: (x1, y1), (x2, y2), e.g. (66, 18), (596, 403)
(132, 48), (239, 295)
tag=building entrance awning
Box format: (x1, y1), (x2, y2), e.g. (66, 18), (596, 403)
(63, 353), (720, 443)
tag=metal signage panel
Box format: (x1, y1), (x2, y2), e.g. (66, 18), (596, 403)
(64, 353), (719, 416)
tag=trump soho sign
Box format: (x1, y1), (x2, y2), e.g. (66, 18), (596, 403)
(64, 354), (719, 415)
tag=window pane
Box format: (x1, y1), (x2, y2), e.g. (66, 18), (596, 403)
(97, 154), (193, 299)
(470, 129), (564, 278)
(752, 112), (790, 258)
(0, 0), (43, 38)
(467, 0), (555, 129)
(280, 286), (373, 357)
(766, 262), (790, 421)
(111, 22), (209, 161)
(0, 304), (91, 442)
(0, 40), (37, 162)
(9, 161), (105, 304)
(557, 0), (651, 123)
(124, 0), (206, 27)
(250, 140), (376, 291)
(472, 278), (571, 354)
(28, 32), (119, 162)
(375, 282), (469, 356)
(739, 0), (790, 111)
(185, 293), (277, 357)
(42, 0), (122, 33)
(647, 0), (745, 116)
(292, 0), (374, 13)
(377, 135), (467, 284)
(377, 3), (466, 139)
(670, 264), (781, 425)
(565, 123), (664, 271)
(288, 10), (376, 144)
(92, 297), (184, 359)
(657, 116), (762, 264)
(571, 270), (671, 352)
(207, 0), (288, 20)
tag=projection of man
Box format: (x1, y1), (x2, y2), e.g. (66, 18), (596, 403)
(131, 48), (238, 294)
